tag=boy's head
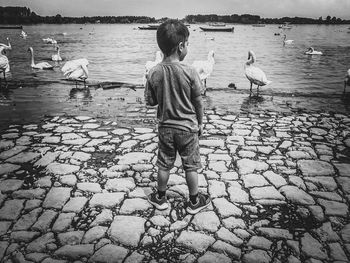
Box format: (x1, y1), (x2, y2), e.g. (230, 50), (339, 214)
(157, 19), (189, 60)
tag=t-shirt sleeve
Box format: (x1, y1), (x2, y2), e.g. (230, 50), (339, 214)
(191, 67), (203, 99)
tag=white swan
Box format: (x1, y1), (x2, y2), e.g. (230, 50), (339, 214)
(20, 30), (27, 39)
(61, 58), (89, 87)
(0, 38), (11, 86)
(42, 37), (57, 45)
(28, 47), (54, 70)
(52, 46), (62, 61)
(245, 50), (271, 96)
(143, 51), (163, 85)
(0, 37), (11, 55)
(192, 50), (215, 95)
(0, 53), (10, 88)
(344, 69), (350, 93)
(305, 47), (323, 55)
(283, 34), (294, 45)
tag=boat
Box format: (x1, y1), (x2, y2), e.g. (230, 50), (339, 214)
(278, 22), (292, 29)
(208, 22), (226, 27)
(200, 23), (234, 32)
(200, 26), (234, 32)
(0, 25), (23, 29)
(138, 24), (160, 30)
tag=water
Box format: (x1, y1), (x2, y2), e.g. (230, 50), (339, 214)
(0, 23), (350, 128)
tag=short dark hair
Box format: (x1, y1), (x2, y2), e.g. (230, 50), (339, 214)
(156, 19), (189, 57)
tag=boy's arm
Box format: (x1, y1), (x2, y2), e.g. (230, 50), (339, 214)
(144, 78), (158, 106)
(192, 95), (204, 127)
(191, 69), (204, 135)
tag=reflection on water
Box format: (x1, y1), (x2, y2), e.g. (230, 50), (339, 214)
(240, 94), (267, 112)
(0, 88), (12, 105)
(69, 87), (92, 103)
(340, 93), (350, 112)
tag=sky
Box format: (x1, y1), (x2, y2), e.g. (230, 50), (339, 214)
(1, 0), (350, 19)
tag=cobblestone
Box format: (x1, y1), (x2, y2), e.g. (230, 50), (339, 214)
(1, 111), (350, 262)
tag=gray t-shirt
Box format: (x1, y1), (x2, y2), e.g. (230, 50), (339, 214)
(145, 61), (203, 132)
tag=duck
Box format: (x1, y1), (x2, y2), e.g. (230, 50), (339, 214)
(245, 50), (271, 96)
(344, 69), (350, 93)
(61, 58), (89, 88)
(283, 34), (294, 45)
(28, 47), (54, 70)
(52, 45), (62, 61)
(305, 47), (323, 55)
(192, 50), (215, 95)
(143, 51), (163, 85)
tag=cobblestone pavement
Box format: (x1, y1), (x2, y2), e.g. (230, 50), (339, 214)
(1, 108), (350, 263)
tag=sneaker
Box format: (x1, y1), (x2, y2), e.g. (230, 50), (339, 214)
(148, 192), (169, 210)
(186, 193), (211, 214)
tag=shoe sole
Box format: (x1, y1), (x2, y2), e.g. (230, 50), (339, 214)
(148, 198), (169, 210)
(186, 201), (210, 215)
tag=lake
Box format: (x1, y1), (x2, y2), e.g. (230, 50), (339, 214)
(0, 23), (350, 128)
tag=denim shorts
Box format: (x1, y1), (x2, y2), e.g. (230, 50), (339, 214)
(156, 127), (202, 172)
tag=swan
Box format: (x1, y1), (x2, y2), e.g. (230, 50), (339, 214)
(245, 50), (271, 96)
(344, 69), (350, 93)
(143, 51), (163, 85)
(305, 47), (323, 55)
(0, 37), (11, 55)
(28, 47), (54, 70)
(61, 58), (89, 87)
(42, 37), (57, 45)
(283, 34), (294, 45)
(0, 53), (10, 88)
(20, 30), (27, 39)
(0, 37), (11, 84)
(52, 46), (62, 61)
(192, 50), (215, 95)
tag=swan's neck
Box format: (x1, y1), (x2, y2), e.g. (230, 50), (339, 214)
(208, 55), (215, 65)
(246, 54), (255, 66)
(30, 50), (35, 66)
(155, 52), (163, 62)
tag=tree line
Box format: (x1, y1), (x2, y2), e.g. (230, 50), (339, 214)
(1, 6), (349, 25)
(185, 14), (350, 24)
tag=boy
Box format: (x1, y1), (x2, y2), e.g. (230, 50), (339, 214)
(144, 19), (211, 214)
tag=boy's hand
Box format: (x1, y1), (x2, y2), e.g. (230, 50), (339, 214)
(198, 124), (203, 137)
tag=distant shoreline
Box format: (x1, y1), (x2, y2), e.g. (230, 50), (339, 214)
(1, 6), (350, 25)
(1, 23), (350, 26)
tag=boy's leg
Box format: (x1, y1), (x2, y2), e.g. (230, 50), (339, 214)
(175, 130), (211, 214)
(185, 169), (211, 214)
(148, 127), (175, 210)
(185, 170), (199, 203)
(148, 167), (170, 210)
(157, 168), (170, 196)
